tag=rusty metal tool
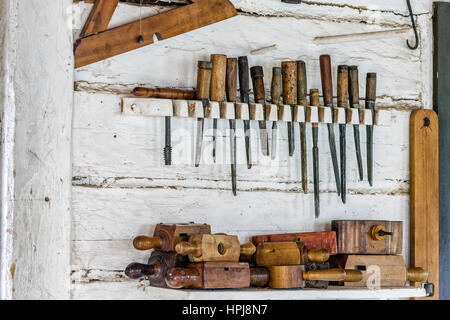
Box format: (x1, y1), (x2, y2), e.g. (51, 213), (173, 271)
(282, 61), (297, 157)
(310, 89), (320, 218)
(238, 56), (252, 169)
(226, 58), (238, 196)
(210, 54), (227, 163)
(270, 67), (282, 159)
(348, 66), (364, 181)
(297, 60), (308, 193)
(337, 65), (349, 204)
(250, 66), (269, 157)
(366, 73), (377, 186)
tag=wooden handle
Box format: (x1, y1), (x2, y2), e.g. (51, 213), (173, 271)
(281, 61), (298, 105)
(210, 54), (227, 102)
(196, 61), (212, 100)
(348, 65), (359, 106)
(303, 269), (363, 282)
(370, 225), (390, 241)
(320, 55), (333, 106)
(306, 248), (330, 263)
(133, 236), (163, 250)
(271, 67), (282, 104)
(297, 60), (308, 106)
(240, 243), (256, 256)
(310, 89), (319, 107)
(133, 87), (196, 99)
(407, 267), (428, 283)
(124, 262), (159, 279)
(366, 72), (377, 102)
(250, 268), (270, 287)
(337, 65), (349, 108)
(165, 267), (201, 289)
(250, 66), (265, 102)
(238, 56), (250, 103)
(175, 241), (202, 257)
(226, 58), (238, 103)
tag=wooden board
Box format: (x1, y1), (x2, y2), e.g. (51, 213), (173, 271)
(410, 109), (439, 299)
(252, 231), (337, 255)
(79, 0), (119, 38)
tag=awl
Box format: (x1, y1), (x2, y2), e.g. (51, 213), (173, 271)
(210, 54), (227, 163)
(270, 67), (282, 159)
(281, 61), (297, 157)
(226, 58), (238, 196)
(297, 61), (308, 193)
(310, 89), (321, 218)
(337, 65), (349, 204)
(348, 66), (364, 181)
(366, 73), (377, 186)
(250, 66), (269, 157)
(238, 56), (252, 169)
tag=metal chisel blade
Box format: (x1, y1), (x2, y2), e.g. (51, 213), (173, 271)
(244, 120), (252, 169)
(194, 118), (204, 167)
(367, 125), (374, 186)
(259, 120), (269, 156)
(353, 124), (364, 181)
(212, 118), (217, 163)
(327, 123), (341, 196)
(288, 108), (295, 156)
(339, 124), (346, 204)
(230, 119), (237, 196)
(312, 126), (320, 218)
(271, 122), (277, 160)
(300, 123), (307, 194)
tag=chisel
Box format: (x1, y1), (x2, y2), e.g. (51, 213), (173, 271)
(270, 67), (282, 160)
(210, 54), (227, 163)
(337, 65), (349, 204)
(348, 66), (364, 181)
(320, 55), (341, 196)
(238, 56), (252, 169)
(297, 60), (308, 194)
(281, 61), (297, 157)
(194, 61), (212, 167)
(310, 89), (320, 218)
(366, 73), (377, 186)
(226, 58), (238, 196)
(250, 66), (269, 157)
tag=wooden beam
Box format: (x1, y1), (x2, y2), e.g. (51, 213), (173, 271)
(80, 0), (119, 38)
(74, 0), (237, 68)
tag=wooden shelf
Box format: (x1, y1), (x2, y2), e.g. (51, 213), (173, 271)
(121, 98), (392, 126)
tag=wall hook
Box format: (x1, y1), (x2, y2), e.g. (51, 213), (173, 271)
(406, 0), (419, 50)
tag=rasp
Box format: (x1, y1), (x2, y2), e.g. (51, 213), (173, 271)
(270, 67), (282, 159)
(310, 89), (321, 218)
(250, 66), (269, 157)
(226, 58), (238, 196)
(366, 73), (377, 186)
(238, 56), (252, 169)
(210, 54), (227, 163)
(320, 55), (341, 196)
(337, 65), (349, 204)
(297, 60), (308, 194)
(195, 61), (212, 167)
(281, 61), (297, 157)
(348, 66), (364, 181)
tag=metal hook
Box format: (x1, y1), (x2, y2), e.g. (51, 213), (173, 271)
(406, 0), (419, 50)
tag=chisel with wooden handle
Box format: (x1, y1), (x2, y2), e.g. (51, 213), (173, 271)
(297, 60), (308, 193)
(238, 56), (252, 169)
(348, 66), (364, 181)
(250, 66), (269, 156)
(366, 73), (377, 186)
(226, 58), (238, 196)
(310, 89), (320, 217)
(270, 67), (282, 159)
(320, 55), (341, 195)
(210, 54), (227, 163)
(194, 61), (212, 167)
(338, 65), (349, 204)
(282, 61), (297, 157)
(133, 87), (196, 99)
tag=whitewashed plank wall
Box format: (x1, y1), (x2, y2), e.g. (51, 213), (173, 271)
(71, 0), (440, 299)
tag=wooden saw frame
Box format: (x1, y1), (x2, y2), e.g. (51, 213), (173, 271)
(74, 0), (237, 68)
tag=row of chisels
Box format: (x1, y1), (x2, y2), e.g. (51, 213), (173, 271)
(132, 54), (378, 217)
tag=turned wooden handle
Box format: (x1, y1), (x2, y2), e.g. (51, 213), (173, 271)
(226, 58), (238, 103)
(133, 87), (196, 99)
(307, 248), (330, 263)
(165, 267), (202, 289)
(310, 89), (319, 107)
(281, 61), (298, 105)
(240, 243), (256, 256)
(297, 60), (308, 106)
(238, 56), (250, 103)
(271, 67), (282, 104)
(320, 54), (333, 106)
(303, 269), (363, 282)
(196, 61), (212, 100)
(366, 72), (377, 102)
(175, 241), (202, 257)
(133, 236), (163, 250)
(250, 268), (269, 287)
(124, 262), (158, 279)
(210, 54), (227, 102)
(250, 66), (266, 102)
(348, 65), (359, 106)
(337, 65), (349, 108)
(407, 267), (428, 283)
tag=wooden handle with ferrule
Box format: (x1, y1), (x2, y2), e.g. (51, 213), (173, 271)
(226, 58), (238, 103)
(250, 66), (266, 102)
(303, 269), (362, 282)
(250, 268), (269, 287)
(175, 241), (202, 257)
(240, 243), (256, 256)
(310, 89), (319, 107)
(124, 262), (159, 279)
(306, 248), (330, 263)
(196, 61), (212, 100)
(366, 72), (377, 102)
(210, 54), (227, 102)
(271, 67), (282, 104)
(165, 267), (202, 289)
(348, 65), (359, 106)
(337, 65), (349, 108)
(297, 60), (308, 106)
(238, 56), (250, 103)
(281, 61), (298, 105)
(320, 55), (333, 106)
(133, 87), (196, 99)
(133, 236), (163, 250)
(407, 267), (428, 283)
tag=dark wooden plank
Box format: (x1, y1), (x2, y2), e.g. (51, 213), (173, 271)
(79, 0), (120, 38)
(433, 1), (450, 300)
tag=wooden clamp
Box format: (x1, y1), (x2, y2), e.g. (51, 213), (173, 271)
(74, 0), (237, 68)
